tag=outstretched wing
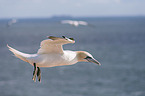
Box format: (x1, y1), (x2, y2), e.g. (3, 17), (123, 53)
(61, 20), (73, 24)
(78, 21), (88, 25)
(37, 36), (75, 54)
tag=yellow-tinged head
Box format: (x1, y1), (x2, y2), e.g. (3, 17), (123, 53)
(76, 51), (101, 65)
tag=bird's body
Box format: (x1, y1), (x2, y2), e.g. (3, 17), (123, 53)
(8, 36), (100, 82)
(27, 50), (78, 67)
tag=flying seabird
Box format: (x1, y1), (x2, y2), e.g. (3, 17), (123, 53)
(7, 36), (101, 82)
(61, 20), (88, 27)
(7, 19), (17, 27)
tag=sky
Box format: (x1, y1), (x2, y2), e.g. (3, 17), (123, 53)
(0, 0), (145, 18)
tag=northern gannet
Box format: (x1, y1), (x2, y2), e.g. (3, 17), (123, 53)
(7, 19), (17, 27)
(61, 20), (88, 27)
(7, 36), (101, 82)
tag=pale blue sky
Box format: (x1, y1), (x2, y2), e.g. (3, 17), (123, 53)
(0, 0), (145, 18)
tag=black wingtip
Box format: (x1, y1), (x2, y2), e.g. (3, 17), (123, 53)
(62, 36), (65, 38)
(69, 38), (74, 40)
(62, 36), (74, 41)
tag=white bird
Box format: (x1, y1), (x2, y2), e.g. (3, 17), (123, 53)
(7, 36), (101, 82)
(7, 19), (17, 27)
(61, 20), (88, 27)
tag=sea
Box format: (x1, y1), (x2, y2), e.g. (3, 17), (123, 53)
(0, 17), (145, 96)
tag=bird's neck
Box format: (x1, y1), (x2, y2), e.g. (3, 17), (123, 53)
(63, 50), (78, 64)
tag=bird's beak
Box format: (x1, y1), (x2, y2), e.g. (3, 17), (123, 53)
(85, 56), (101, 66)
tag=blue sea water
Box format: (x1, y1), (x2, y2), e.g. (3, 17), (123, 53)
(0, 17), (145, 96)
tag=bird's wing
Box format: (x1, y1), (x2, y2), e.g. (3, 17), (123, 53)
(61, 20), (73, 24)
(78, 21), (88, 25)
(37, 36), (75, 54)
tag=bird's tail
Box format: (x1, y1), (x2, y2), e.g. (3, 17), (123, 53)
(7, 45), (30, 62)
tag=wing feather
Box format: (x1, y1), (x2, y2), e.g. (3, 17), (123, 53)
(37, 36), (75, 54)
(61, 20), (73, 24)
(78, 21), (88, 25)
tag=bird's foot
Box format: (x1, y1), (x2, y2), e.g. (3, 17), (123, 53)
(37, 67), (41, 83)
(32, 63), (37, 82)
(32, 63), (41, 82)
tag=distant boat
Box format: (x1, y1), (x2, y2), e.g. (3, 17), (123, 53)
(7, 19), (17, 27)
(61, 20), (88, 27)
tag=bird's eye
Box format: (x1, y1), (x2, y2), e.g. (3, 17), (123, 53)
(85, 56), (92, 59)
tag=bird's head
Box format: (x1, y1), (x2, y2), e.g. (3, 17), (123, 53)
(76, 51), (101, 65)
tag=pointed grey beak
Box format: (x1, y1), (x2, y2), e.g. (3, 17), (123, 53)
(85, 56), (101, 66)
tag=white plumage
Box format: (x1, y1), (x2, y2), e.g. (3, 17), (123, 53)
(61, 20), (88, 27)
(8, 36), (100, 82)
